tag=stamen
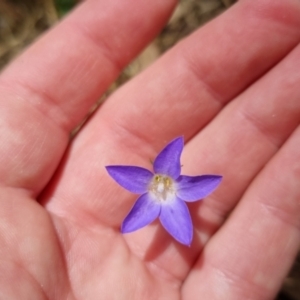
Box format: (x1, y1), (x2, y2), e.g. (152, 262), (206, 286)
(149, 175), (175, 201)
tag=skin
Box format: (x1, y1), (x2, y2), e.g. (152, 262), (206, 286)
(0, 0), (300, 298)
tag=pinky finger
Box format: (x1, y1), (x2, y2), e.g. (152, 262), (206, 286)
(183, 125), (300, 300)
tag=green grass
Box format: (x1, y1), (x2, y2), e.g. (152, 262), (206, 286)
(54, 0), (78, 17)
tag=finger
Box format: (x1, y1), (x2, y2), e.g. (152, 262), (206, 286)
(173, 37), (300, 281)
(184, 43), (300, 226)
(44, 0), (300, 282)
(183, 126), (300, 300)
(0, 0), (176, 194)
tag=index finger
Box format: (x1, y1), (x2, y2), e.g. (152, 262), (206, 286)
(0, 0), (176, 194)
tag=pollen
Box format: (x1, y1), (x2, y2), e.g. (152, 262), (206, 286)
(149, 175), (175, 201)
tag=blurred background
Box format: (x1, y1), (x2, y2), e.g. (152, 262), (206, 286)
(0, 0), (299, 299)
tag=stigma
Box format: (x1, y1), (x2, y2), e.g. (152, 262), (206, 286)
(149, 174), (175, 201)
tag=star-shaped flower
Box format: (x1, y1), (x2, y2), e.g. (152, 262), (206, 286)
(106, 137), (222, 246)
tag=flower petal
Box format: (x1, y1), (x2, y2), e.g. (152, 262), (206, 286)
(153, 137), (184, 179)
(159, 197), (193, 246)
(121, 193), (160, 233)
(176, 175), (222, 202)
(106, 165), (153, 193)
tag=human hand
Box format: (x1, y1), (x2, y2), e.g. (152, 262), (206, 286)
(0, 0), (300, 299)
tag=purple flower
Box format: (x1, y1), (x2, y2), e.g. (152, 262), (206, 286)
(106, 137), (222, 246)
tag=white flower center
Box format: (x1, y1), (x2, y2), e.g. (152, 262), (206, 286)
(149, 175), (175, 201)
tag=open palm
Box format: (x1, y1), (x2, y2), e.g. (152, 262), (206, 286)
(1, 0), (300, 299)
